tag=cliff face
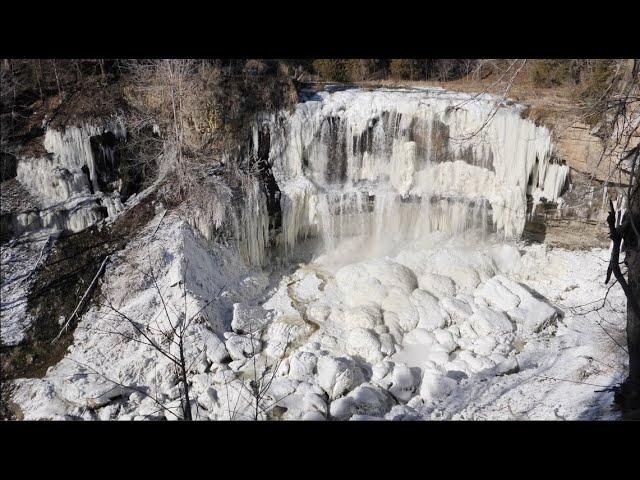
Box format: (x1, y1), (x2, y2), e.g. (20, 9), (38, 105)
(520, 97), (630, 249)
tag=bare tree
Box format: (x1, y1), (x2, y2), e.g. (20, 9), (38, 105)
(237, 321), (291, 420)
(593, 59), (640, 412)
(75, 256), (219, 421)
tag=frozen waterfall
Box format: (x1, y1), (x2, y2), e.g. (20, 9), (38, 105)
(13, 118), (127, 236)
(246, 86), (569, 263)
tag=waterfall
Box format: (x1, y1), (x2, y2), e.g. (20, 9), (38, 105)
(248, 86), (568, 261)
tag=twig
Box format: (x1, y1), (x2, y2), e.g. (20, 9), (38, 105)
(52, 255), (110, 343)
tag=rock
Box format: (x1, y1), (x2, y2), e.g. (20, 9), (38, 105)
(210, 368), (235, 384)
(163, 399), (183, 420)
(371, 361), (395, 384)
(197, 387), (219, 413)
(374, 324), (389, 335)
(419, 369), (458, 402)
(382, 289), (419, 331)
(498, 278), (558, 334)
(225, 333), (261, 360)
(469, 336), (498, 356)
(288, 351), (318, 381)
(475, 276), (521, 311)
(489, 244), (521, 274)
(290, 271), (324, 303)
(231, 303), (270, 334)
(444, 370), (468, 382)
(364, 258), (418, 294)
(193, 357), (210, 374)
(295, 381), (325, 397)
(487, 355), (519, 375)
(346, 384), (395, 417)
(433, 328), (458, 353)
(350, 414), (385, 421)
(346, 327), (383, 364)
(266, 377), (299, 400)
(379, 333), (396, 356)
(301, 392), (328, 415)
(97, 404), (118, 421)
(447, 266), (481, 293)
(387, 364), (421, 402)
(456, 350), (496, 374)
(330, 396), (354, 417)
(382, 311), (405, 344)
(403, 328), (436, 346)
(411, 289), (448, 330)
(336, 263), (388, 307)
(342, 305), (384, 329)
(301, 411), (326, 421)
(85, 382), (126, 409)
(228, 359), (246, 371)
(137, 396), (162, 418)
(469, 307), (514, 337)
(307, 304), (331, 324)
(418, 273), (457, 298)
(128, 391), (145, 404)
(190, 373), (212, 396)
(269, 388), (327, 420)
(263, 320), (313, 358)
(440, 296), (474, 322)
(384, 404), (422, 420)
(316, 355), (363, 400)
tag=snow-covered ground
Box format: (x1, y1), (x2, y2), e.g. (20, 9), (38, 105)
(1, 233), (51, 346)
(10, 215), (627, 420)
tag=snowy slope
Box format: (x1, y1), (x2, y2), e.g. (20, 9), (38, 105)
(11, 216), (626, 420)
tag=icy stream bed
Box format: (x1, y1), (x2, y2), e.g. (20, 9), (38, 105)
(10, 215), (627, 420)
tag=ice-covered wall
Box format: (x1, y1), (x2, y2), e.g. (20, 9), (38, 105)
(254, 86), (568, 258)
(13, 118), (127, 236)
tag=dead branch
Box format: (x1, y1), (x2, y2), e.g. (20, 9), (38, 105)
(53, 255), (110, 343)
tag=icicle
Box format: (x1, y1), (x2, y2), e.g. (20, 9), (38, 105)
(258, 87), (559, 257)
(14, 117), (127, 236)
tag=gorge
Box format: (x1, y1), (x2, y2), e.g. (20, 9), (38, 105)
(1, 81), (629, 421)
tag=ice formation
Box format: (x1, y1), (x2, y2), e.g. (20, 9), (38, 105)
(246, 87), (569, 262)
(13, 118), (127, 236)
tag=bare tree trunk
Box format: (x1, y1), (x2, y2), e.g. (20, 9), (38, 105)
(626, 251), (640, 400)
(178, 340), (193, 421)
(34, 60), (44, 99)
(618, 163), (640, 411)
(7, 59), (16, 133)
(51, 60), (62, 96)
(74, 59), (83, 83)
(99, 59), (106, 80)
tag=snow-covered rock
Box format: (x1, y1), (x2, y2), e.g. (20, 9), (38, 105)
(419, 369), (459, 402)
(231, 303), (270, 334)
(316, 354), (364, 400)
(345, 328), (383, 364)
(417, 273), (457, 299)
